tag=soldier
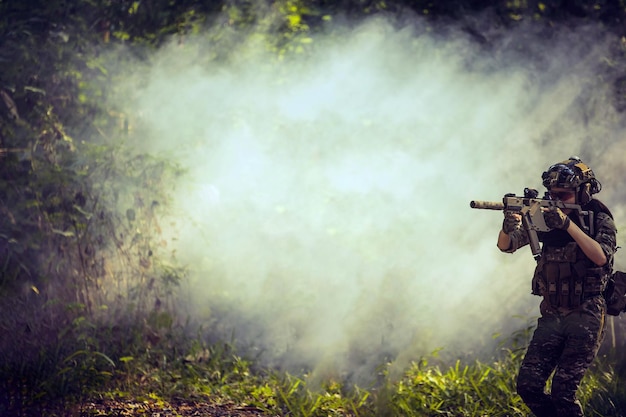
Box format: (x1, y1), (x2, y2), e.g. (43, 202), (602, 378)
(497, 157), (617, 417)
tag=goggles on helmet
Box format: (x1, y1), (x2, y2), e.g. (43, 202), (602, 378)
(541, 156), (596, 190)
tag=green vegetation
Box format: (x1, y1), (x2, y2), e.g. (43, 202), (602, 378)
(3, 322), (626, 416)
(3, 0), (626, 416)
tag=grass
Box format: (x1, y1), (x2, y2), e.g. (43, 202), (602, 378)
(2, 317), (626, 417)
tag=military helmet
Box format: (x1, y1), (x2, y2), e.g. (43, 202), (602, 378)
(541, 156), (601, 202)
(542, 157), (595, 189)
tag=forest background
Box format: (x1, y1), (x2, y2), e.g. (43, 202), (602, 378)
(4, 0), (626, 416)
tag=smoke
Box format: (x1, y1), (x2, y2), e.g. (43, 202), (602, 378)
(107, 14), (626, 382)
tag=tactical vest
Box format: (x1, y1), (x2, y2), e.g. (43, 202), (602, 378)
(531, 200), (614, 309)
(532, 242), (607, 309)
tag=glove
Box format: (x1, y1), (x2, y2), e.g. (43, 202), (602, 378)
(544, 206), (571, 230)
(502, 211), (521, 234)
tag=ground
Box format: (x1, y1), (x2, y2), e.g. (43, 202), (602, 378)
(74, 398), (274, 416)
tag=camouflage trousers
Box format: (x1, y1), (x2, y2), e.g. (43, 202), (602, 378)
(516, 297), (606, 417)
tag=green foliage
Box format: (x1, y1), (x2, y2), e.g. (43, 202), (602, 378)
(387, 354), (528, 416)
(580, 348), (626, 416)
(4, 327), (617, 416)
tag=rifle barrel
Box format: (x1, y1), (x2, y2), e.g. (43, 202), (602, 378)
(470, 200), (505, 210)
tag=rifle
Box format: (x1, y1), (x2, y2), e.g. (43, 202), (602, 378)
(470, 188), (593, 261)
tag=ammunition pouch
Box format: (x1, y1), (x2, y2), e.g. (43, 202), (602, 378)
(533, 242), (607, 309)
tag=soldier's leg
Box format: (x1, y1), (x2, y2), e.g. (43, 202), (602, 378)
(551, 309), (605, 417)
(517, 316), (564, 417)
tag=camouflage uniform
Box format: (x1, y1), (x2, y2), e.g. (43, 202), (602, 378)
(501, 201), (617, 417)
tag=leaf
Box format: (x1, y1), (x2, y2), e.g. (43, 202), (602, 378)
(24, 86), (46, 95)
(0, 89), (19, 120)
(73, 205), (93, 219)
(93, 351), (116, 367)
(52, 228), (75, 237)
(287, 14), (301, 28)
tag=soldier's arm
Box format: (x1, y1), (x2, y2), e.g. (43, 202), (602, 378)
(563, 212), (616, 267)
(498, 229), (530, 253)
(497, 229), (512, 251)
(497, 212), (529, 253)
(593, 212), (618, 264)
(566, 221), (607, 266)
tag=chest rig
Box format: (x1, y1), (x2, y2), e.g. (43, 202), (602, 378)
(532, 242), (606, 309)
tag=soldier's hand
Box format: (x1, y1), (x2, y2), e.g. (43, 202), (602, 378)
(544, 206), (571, 230)
(502, 211), (522, 234)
